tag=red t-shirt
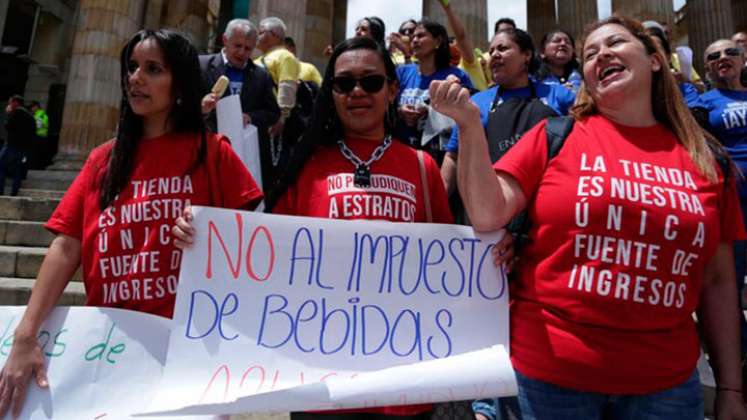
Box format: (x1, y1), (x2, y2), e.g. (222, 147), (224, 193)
(45, 132), (263, 318)
(494, 115), (746, 394)
(274, 136), (453, 224)
(274, 136), (452, 415)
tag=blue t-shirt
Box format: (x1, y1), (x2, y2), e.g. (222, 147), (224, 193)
(700, 88), (747, 172)
(444, 81), (576, 153)
(679, 82), (703, 108)
(225, 65), (244, 96)
(534, 69), (583, 93)
(700, 88), (747, 198)
(395, 64), (474, 146)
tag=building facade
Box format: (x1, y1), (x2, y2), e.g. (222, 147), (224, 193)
(1, 0), (746, 166)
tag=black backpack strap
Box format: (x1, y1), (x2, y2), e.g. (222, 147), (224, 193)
(507, 116), (575, 258)
(545, 116), (575, 163)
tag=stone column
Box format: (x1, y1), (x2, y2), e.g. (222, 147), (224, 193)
(612, 0), (674, 27)
(143, 0), (165, 30)
(422, 0), (489, 50)
(688, 0), (734, 75)
(733, 0), (747, 32)
(162, 0), (208, 51)
(527, 0), (556, 44)
(56, 0), (146, 169)
(252, 0), (309, 60)
(303, 0), (333, 72)
(557, 0), (598, 41)
(0, 0), (10, 41)
(331, 0), (348, 47)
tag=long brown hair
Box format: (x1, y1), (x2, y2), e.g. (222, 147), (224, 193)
(572, 15), (720, 181)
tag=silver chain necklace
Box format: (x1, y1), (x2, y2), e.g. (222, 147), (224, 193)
(337, 136), (392, 187)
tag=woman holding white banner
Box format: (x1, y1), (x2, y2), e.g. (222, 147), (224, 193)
(262, 35), (443, 419)
(430, 16), (747, 420)
(0, 29), (263, 418)
(175, 36), (515, 419)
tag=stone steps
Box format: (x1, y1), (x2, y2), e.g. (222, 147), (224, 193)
(0, 245), (82, 281)
(18, 188), (65, 200)
(0, 277), (85, 306)
(0, 196), (60, 222)
(21, 169), (77, 191)
(0, 220), (54, 247)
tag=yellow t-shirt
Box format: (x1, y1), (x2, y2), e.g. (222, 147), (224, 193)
(459, 57), (487, 91)
(299, 61), (322, 86)
(482, 51), (494, 86)
(390, 51), (419, 66)
(255, 46), (301, 89)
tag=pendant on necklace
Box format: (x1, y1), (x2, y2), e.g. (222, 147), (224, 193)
(354, 164), (371, 187)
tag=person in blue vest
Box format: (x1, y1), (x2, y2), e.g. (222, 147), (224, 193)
(440, 28), (575, 196)
(394, 18), (473, 160)
(699, 37), (747, 386)
(533, 29), (583, 93)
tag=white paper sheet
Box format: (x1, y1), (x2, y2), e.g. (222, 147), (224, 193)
(676, 46), (694, 82)
(143, 207), (515, 415)
(216, 95), (263, 188)
(0, 307), (216, 420)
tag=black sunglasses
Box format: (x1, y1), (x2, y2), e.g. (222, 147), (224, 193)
(706, 47), (741, 62)
(331, 74), (387, 94)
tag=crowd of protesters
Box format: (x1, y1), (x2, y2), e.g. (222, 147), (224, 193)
(2, 1), (747, 419)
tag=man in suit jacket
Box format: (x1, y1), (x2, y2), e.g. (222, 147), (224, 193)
(200, 18), (280, 191)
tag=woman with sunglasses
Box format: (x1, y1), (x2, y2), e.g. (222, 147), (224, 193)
(0, 29), (262, 418)
(395, 19), (473, 158)
(389, 19), (417, 65)
(700, 38), (747, 383)
(431, 16), (747, 420)
(181, 36), (449, 419)
(173, 36), (515, 419)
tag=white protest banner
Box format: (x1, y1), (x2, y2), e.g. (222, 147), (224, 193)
(216, 95), (263, 188)
(0, 306), (216, 420)
(142, 206), (515, 416)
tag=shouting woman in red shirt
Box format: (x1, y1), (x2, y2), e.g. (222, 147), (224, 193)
(431, 15), (747, 420)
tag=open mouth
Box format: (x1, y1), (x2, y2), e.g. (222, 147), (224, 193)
(717, 61), (733, 72)
(598, 64), (625, 82)
(128, 92), (149, 104)
(348, 103), (372, 113)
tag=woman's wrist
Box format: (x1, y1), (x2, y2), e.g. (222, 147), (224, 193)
(14, 319), (40, 344)
(717, 385), (743, 394)
(457, 110), (482, 132)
